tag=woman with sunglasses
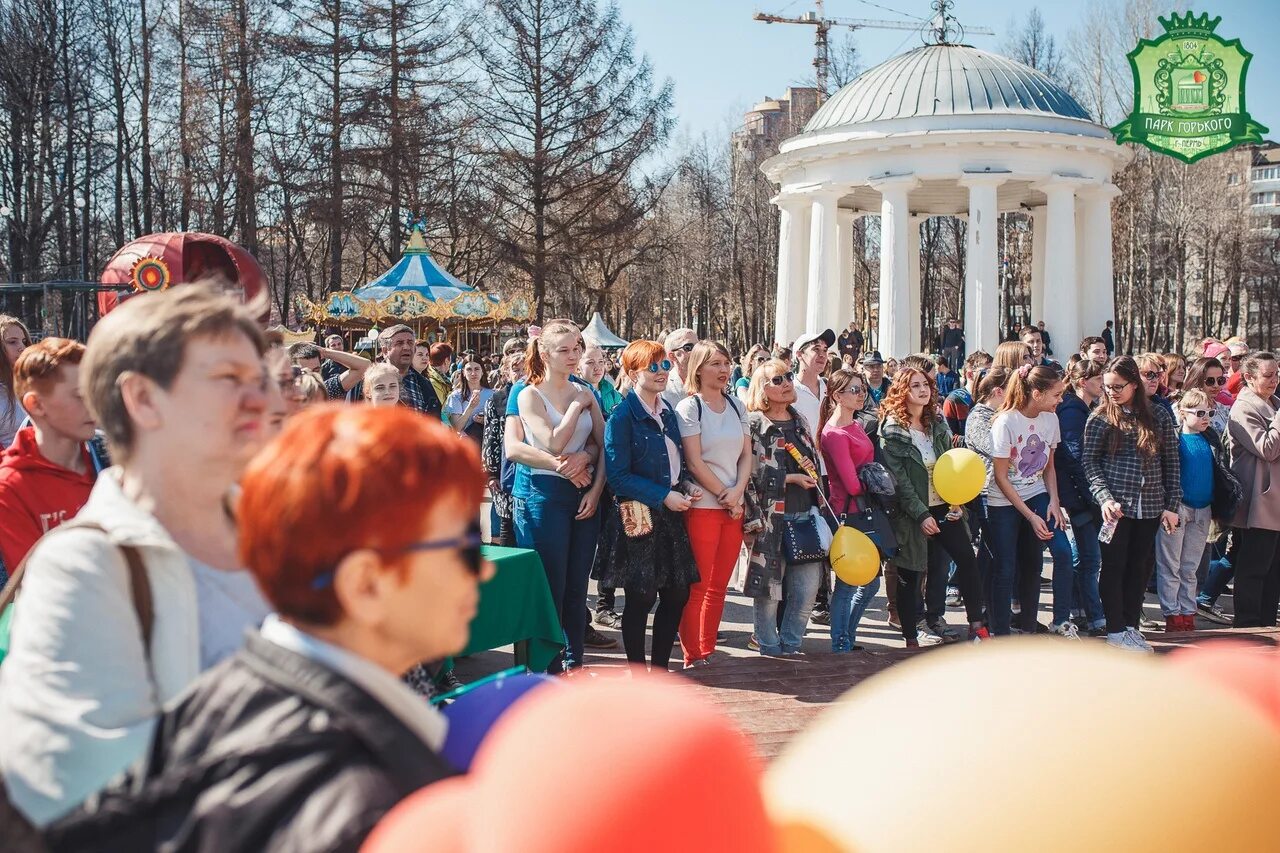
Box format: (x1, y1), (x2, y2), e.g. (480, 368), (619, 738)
(514, 320), (606, 673)
(1137, 353), (1173, 417)
(1082, 356), (1181, 652)
(1182, 356), (1231, 439)
(47, 405), (486, 850)
(595, 340), (700, 671)
(881, 367), (990, 646)
(818, 369), (880, 651)
(741, 358), (824, 655)
(675, 341), (752, 667)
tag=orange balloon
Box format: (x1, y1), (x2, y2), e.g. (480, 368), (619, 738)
(365, 676), (774, 853)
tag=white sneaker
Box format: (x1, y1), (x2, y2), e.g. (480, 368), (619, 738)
(1105, 631), (1131, 649)
(1049, 621), (1081, 640)
(1126, 627), (1154, 653)
(915, 629), (943, 647)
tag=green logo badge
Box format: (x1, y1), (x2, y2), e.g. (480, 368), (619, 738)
(1111, 11), (1268, 163)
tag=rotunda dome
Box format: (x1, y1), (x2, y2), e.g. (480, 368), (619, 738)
(797, 43), (1104, 142)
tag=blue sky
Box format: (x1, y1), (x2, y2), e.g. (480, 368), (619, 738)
(614, 0), (1280, 148)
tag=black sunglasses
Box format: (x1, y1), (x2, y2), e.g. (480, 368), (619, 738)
(310, 527), (485, 590)
(769, 372), (795, 386)
(673, 342), (696, 353)
(1141, 371), (1162, 381)
(1203, 376), (1227, 386)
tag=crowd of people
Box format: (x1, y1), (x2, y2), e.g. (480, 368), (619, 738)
(0, 287), (1276, 847)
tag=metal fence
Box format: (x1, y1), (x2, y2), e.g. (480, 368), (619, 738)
(0, 281), (119, 342)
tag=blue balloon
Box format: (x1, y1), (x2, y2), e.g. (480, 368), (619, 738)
(440, 671), (556, 771)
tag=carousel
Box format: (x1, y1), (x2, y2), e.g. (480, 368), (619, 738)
(297, 225), (532, 351)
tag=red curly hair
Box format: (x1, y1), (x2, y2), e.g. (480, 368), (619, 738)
(878, 366), (939, 428)
(238, 404), (485, 625)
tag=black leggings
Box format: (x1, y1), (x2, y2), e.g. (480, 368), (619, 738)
(622, 584), (690, 670)
(897, 505), (986, 640)
(1099, 516), (1160, 633)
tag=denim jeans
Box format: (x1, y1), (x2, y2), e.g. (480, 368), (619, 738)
(1156, 505), (1212, 616)
(830, 574), (881, 651)
(754, 560), (822, 654)
(1067, 510), (1105, 628)
(986, 492), (1050, 636)
(514, 476), (602, 670)
(1199, 531), (1236, 606)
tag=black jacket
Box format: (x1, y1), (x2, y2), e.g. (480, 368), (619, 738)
(1055, 392), (1097, 516)
(46, 634), (455, 853)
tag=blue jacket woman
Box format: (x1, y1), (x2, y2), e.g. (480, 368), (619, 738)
(592, 341), (700, 671)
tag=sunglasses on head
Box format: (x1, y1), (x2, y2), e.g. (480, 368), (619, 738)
(1182, 408), (1211, 419)
(647, 359), (673, 373)
(1203, 376), (1227, 386)
(310, 527), (485, 590)
(769, 372), (795, 386)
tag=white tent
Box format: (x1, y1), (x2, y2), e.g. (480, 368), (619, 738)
(582, 312), (628, 349)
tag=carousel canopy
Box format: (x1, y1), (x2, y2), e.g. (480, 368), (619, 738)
(298, 225), (531, 328)
(582, 312), (627, 349)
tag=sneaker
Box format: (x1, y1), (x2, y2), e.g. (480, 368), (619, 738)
(1105, 631), (1130, 649)
(747, 635), (760, 651)
(1196, 601), (1232, 625)
(927, 620), (961, 643)
(945, 587), (963, 608)
(583, 626), (618, 649)
(970, 625), (991, 643)
(1164, 615), (1180, 633)
(1139, 615), (1161, 631)
(1181, 614), (1197, 632)
(1049, 620), (1081, 640)
(1125, 627), (1154, 653)
(811, 608), (832, 626)
(434, 670), (464, 693)
(915, 629), (943, 647)
(1087, 624), (1109, 638)
(594, 609), (622, 629)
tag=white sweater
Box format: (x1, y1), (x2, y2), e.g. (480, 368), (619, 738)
(0, 469), (203, 826)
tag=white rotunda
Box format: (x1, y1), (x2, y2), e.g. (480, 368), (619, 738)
(762, 39), (1132, 357)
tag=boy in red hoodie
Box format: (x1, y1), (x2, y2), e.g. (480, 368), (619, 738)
(0, 337), (100, 575)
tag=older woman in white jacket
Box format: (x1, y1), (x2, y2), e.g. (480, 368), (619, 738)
(0, 285), (274, 826)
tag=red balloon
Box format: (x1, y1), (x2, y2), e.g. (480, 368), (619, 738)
(364, 676), (774, 853)
(1170, 640), (1280, 730)
(97, 232), (267, 318)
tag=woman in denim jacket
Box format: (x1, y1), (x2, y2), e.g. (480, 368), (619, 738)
(593, 340), (700, 672)
(741, 358), (824, 655)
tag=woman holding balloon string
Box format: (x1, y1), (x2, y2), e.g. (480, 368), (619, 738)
(879, 367), (990, 646)
(985, 364), (1067, 637)
(818, 369), (880, 652)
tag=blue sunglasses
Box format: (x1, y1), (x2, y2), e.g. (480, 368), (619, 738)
(647, 359), (673, 373)
(311, 528), (484, 590)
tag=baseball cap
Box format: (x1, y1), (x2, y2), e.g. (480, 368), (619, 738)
(860, 350), (885, 366)
(793, 329), (836, 353)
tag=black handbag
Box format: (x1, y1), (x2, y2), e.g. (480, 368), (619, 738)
(842, 495), (899, 559)
(782, 514), (826, 564)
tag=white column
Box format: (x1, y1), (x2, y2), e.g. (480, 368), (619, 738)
(806, 190), (843, 334)
(871, 176), (917, 360)
(959, 175), (1005, 355)
(836, 209), (857, 332)
(907, 216), (923, 353)
(772, 196), (810, 347)
(1029, 206), (1046, 331)
(1079, 183), (1121, 346)
(1033, 178), (1085, 358)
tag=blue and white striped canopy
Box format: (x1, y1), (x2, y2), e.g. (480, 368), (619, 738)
(351, 228), (497, 306)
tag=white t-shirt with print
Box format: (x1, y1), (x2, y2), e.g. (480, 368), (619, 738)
(988, 409), (1060, 506)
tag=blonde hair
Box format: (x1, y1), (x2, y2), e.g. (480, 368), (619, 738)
(745, 358), (791, 413)
(362, 363), (401, 399)
(1178, 387), (1211, 409)
(298, 369), (327, 404)
(526, 320), (581, 385)
(684, 340), (733, 396)
(992, 341), (1031, 371)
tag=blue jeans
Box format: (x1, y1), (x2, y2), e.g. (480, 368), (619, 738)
(986, 492), (1050, 635)
(1067, 509), (1105, 627)
(1199, 556), (1234, 606)
(830, 574), (881, 651)
(514, 476), (601, 671)
(754, 560), (822, 654)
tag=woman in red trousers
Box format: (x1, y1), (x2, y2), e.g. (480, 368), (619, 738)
(674, 341), (753, 667)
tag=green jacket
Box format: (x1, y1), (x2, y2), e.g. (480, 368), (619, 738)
(880, 414), (956, 572)
(595, 376), (624, 418)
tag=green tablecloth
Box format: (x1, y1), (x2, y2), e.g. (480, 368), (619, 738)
(460, 545), (563, 672)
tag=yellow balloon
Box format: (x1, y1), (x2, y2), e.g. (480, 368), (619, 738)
(933, 447), (985, 505)
(765, 642), (1280, 852)
(829, 526), (878, 586)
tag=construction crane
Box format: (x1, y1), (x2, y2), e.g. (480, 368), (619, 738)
(753, 0), (994, 100)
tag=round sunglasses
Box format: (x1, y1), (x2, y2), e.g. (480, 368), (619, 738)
(647, 359), (673, 373)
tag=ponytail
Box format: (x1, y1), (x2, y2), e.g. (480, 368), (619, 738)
(1000, 364), (1063, 413)
(525, 338), (546, 385)
(525, 320), (582, 386)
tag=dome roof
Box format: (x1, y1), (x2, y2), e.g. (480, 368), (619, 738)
(803, 44), (1096, 136)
